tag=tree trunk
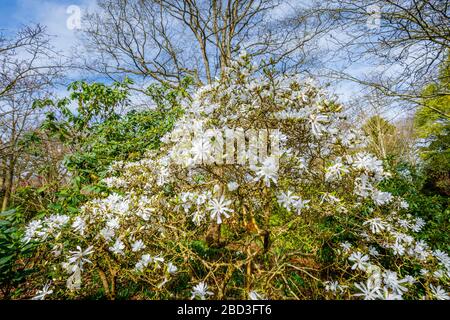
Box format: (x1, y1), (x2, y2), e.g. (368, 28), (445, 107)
(0, 158), (6, 205)
(1, 157), (15, 212)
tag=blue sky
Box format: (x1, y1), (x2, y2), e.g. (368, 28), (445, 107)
(0, 0), (96, 51)
(0, 0), (406, 120)
(0, 0), (18, 29)
(1, 0), (82, 28)
(0, 1), (359, 94)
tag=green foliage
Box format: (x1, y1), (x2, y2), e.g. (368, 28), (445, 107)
(66, 107), (182, 184)
(35, 78), (189, 185)
(146, 77), (193, 111)
(3, 63), (446, 299)
(362, 115), (397, 159)
(17, 77), (189, 214)
(0, 78), (192, 299)
(0, 209), (35, 298)
(414, 54), (450, 138)
(381, 162), (449, 251)
(363, 115), (396, 138)
(414, 54), (450, 196)
(36, 78), (133, 138)
(420, 125), (450, 195)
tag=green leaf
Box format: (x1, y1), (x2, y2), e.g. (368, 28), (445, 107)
(0, 209), (16, 217)
(0, 254), (14, 266)
(0, 220), (12, 227)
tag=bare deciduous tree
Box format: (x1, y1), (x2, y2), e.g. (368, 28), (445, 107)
(316, 0), (450, 117)
(0, 24), (62, 211)
(80, 0), (332, 86)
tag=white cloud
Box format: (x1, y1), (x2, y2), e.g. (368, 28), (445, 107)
(12, 0), (97, 56)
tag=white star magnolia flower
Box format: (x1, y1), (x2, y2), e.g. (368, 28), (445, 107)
(353, 279), (381, 300)
(420, 269), (429, 276)
(403, 275), (416, 285)
(309, 113), (328, 137)
(399, 200), (409, 209)
(23, 220), (42, 243)
(71, 217), (86, 236)
(191, 282), (214, 300)
(376, 288), (403, 300)
(320, 193), (340, 204)
(106, 217), (120, 230)
(292, 198), (310, 215)
(135, 254), (153, 272)
(433, 250), (450, 265)
(131, 239), (146, 252)
(412, 217), (426, 232)
(324, 281), (346, 293)
(297, 157), (308, 171)
(227, 181), (239, 191)
(252, 156), (278, 187)
(325, 162), (349, 182)
(429, 284), (449, 300)
(352, 152), (383, 173)
(31, 282), (53, 300)
(433, 269), (445, 279)
(100, 227), (115, 241)
(67, 245), (94, 271)
(109, 238), (125, 255)
(363, 218), (388, 234)
(382, 270), (409, 295)
(191, 137), (213, 164)
(371, 189), (393, 206)
(391, 242), (405, 256)
(409, 240), (430, 260)
(192, 211), (205, 226)
(249, 291), (265, 300)
(167, 262), (178, 274)
(277, 191), (299, 210)
(340, 241), (352, 253)
(348, 252), (370, 271)
(368, 246), (380, 257)
(354, 174), (373, 198)
(207, 196), (233, 224)
(153, 254), (165, 268)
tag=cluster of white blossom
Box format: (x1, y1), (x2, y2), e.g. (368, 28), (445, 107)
(277, 191), (310, 215)
(326, 202), (449, 300)
(23, 214), (70, 243)
(24, 52), (448, 300)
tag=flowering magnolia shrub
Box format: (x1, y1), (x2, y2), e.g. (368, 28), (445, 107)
(24, 54), (449, 300)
